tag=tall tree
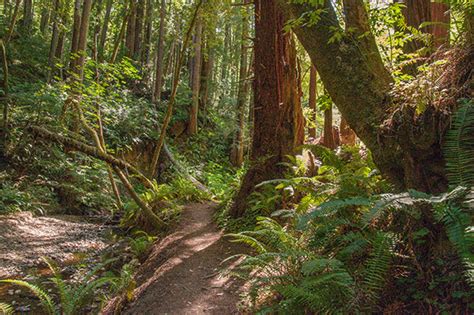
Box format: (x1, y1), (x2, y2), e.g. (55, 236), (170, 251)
(230, 1), (250, 167)
(308, 65), (317, 138)
(230, 0), (305, 217)
(152, 0), (167, 104)
(187, 13), (203, 135)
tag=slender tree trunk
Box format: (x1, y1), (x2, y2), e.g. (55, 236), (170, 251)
(1, 40), (9, 143)
(230, 2), (250, 167)
(323, 102), (336, 149)
(142, 0), (153, 67)
(152, 0), (167, 104)
(149, 0), (203, 178)
(39, 7), (50, 34)
(125, 0), (137, 59)
(69, 0), (82, 71)
(4, 0), (21, 45)
(98, 0), (113, 61)
(187, 15), (203, 135)
(133, 0), (144, 61)
(230, 0), (305, 217)
(308, 65), (318, 138)
(22, 0), (33, 33)
(110, 4), (129, 64)
(47, 0), (60, 82)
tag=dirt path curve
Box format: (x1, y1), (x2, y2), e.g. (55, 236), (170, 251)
(120, 202), (247, 315)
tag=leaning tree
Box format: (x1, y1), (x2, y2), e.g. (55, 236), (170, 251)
(277, 0), (472, 194)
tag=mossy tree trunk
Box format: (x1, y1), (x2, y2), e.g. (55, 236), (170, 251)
(277, 0), (452, 193)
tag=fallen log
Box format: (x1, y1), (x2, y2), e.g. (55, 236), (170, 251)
(28, 125), (153, 188)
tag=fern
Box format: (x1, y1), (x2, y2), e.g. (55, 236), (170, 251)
(444, 99), (474, 189)
(0, 280), (56, 315)
(433, 204), (474, 287)
(0, 303), (14, 315)
(363, 232), (394, 304)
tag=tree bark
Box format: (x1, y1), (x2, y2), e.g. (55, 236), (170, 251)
(125, 0), (137, 59)
(21, 0), (33, 33)
(187, 14), (203, 135)
(4, 0), (21, 45)
(152, 0), (167, 104)
(230, 2), (250, 167)
(230, 0), (305, 217)
(323, 102), (336, 149)
(98, 0), (113, 61)
(308, 65), (317, 138)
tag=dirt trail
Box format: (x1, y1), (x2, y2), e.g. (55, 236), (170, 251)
(120, 203), (247, 315)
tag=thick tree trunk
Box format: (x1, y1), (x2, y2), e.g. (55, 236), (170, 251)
(431, 2), (450, 48)
(308, 65), (318, 138)
(187, 15), (203, 135)
(278, 0), (450, 193)
(230, 0), (305, 217)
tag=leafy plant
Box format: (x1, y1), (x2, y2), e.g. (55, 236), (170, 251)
(0, 258), (118, 315)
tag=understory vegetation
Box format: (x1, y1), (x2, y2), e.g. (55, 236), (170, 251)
(0, 0), (473, 314)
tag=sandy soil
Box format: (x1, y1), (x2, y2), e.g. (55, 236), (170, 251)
(112, 203), (248, 315)
(0, 212), (109, 279)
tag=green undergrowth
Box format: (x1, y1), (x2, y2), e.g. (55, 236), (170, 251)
(225, 144), (473, 313)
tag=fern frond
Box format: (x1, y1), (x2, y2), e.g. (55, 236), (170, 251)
(0, 303), (14, 315)
(0, 280), (56, 315)
(362, 232), (394, 304)
(444, 99), (474, 189)
(433, 204), (474, 288)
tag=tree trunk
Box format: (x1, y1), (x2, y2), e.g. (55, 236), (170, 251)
(430, 2), (450, 48)
(278, 0), (451, 193)
(22, 0), (33, 33)
(308, 65), (318, 138)
(69, 0), (82, 72)
(39, 7), (50, 34)
(187, 15), (203, 135)
(4, 0), (21, 45)
(230, 2), (250, 167)
(152, 0), (167, 104)
(125, 0), (137, 59)
(323, 103), (336, 149)
(230, 0), (305, 218)
(97, 0), (113, 61)
(133, 0), (144, 61)
(47, 0), (61, 82)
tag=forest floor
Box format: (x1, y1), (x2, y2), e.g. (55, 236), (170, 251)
(112, 202), (249, 315)
(0, 211), (110, 279)
(0, 212), (111, 312)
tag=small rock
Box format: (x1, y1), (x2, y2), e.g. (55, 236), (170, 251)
(15, 289), (21, 294)
(8, 289), (14, 295)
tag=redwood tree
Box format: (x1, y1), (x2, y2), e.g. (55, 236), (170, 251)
(230, 0), (305, 217)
